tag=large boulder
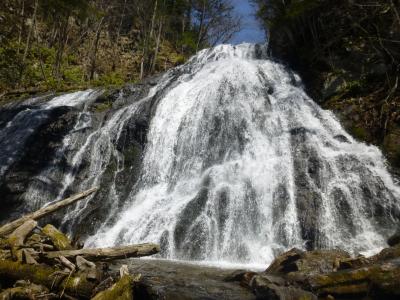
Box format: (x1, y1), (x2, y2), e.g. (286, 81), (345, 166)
(265, 248), (350, 278)
(308, 259), (400, 299)
(250, 274), (317, 300)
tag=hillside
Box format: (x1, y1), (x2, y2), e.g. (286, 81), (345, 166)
(0, 0), (240, 99)
(254, 0), (400, 174)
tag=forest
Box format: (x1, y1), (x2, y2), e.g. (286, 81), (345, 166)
(0, 0), (240, 96)
(253, 0), (400, 171)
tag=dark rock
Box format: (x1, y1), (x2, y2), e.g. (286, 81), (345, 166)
(338, 255), (371, 270)
(266, 248), (304, 274)
(307, 258), (400, 299)
(333, 134), (350, 143)
(372, 244), (400, 262)
(266, 248), (350, 278)
(112, 258), (256, 300)
(224, 270), (258, 287)
(250, 274), (317, 300)
(0, 106), (78, 221)
(388, 229), (400, 247)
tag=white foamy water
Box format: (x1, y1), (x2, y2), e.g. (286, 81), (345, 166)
(82, 44), (400, 266)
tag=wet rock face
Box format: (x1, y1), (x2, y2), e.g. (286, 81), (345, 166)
(388, 229), (400, 247)
(240, 243), (400, 300)
(265, 248), (350, 278)
(111, 259), (256, 300)
(0, 106), (78, 221)
(290, 129), (324, 250)
(250, 274), (317, 300)
(0, 81), (158, 236)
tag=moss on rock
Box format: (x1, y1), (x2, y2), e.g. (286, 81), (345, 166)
(92, 275), (136, 300)
(42, 224), (73, 251)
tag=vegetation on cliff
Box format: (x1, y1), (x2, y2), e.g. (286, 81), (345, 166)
(0, 0), (241, 97)
(254, 0), (400, 172)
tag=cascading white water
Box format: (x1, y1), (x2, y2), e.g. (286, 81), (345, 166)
(80, 44), (400, 267)
(1, 44), (399, 268)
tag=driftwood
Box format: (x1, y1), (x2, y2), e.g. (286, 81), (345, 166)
(42, 243), (160, 261)
(0, 187), (161, 299)
(22, 249), (38, 265)
(7, 220), (38, 260)
(91, 275), (137, 300)
(0, 187), (98, 236)
(0, 260), (96, 298)
(76, 256), (97, 281)
(59, 255), (76, 271)
(42, 224), (73, 250)
(7, 220), (37, 248)
(119, 264), (129, 278)
(0, 283), (49, 299)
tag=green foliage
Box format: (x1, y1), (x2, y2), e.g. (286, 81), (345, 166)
(180, 32), (198, 53)
(94, 102), (112, 113)
(0, 42), (24, 90)
(254, 0), (321, 29)
(350, 126), (368, 141)
(0, 0), (240, 96)
(93, 72), (125, 87)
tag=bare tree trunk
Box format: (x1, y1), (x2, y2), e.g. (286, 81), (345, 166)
(0, 260), (96, 299)
(22, 0), (38, 63)
(19, 0), (38, 85)
(196, 0), (206, 52)
(150, 0), (159, 41)
(141, 0), (159, 77)
(89, 17), (105, 80)
(17, 0), (25, 55)
(33, 14), (46, 81)
(112, 0), (127, 71)
(41, 243), (160, 261)
(0, 187), (98, 237)
(151, 18), (163, 72)
(53, 16), (70, 83)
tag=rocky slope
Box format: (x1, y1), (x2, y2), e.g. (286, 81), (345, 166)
(0, 79), (158, 232)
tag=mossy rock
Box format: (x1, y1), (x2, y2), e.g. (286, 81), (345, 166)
(94, 102), (112, 113)
(0, 260), (95, 298)
(42, 224), (73, 251)
(308, 259), (400, 298)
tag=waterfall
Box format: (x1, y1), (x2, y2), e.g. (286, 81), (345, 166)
(86, 44), (400, 265)
(1, 44), (399, 267)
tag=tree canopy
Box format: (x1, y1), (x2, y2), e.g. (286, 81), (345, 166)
(0, 0), (241, 94)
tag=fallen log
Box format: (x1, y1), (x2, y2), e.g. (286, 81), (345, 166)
(41, 243), (160, 261)
(0, 187), (98, 236)
(42, 224), (73, 250)
(7, 220), (37, 248)
(92, 275), (137, 300)
(7, 220), (38, 260)
(0, 260), (96, 298)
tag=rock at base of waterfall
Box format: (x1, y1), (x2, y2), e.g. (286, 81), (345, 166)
(388, 229), (400, 246)
(250, 274), (317, 300)
(265, 248), (351, 277)
(243, 244), (400, 299)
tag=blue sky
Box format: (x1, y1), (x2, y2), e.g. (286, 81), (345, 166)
(230, 0), (265, 44)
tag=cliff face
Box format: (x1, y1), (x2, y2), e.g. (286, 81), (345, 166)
(263, 0), (400, 175)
